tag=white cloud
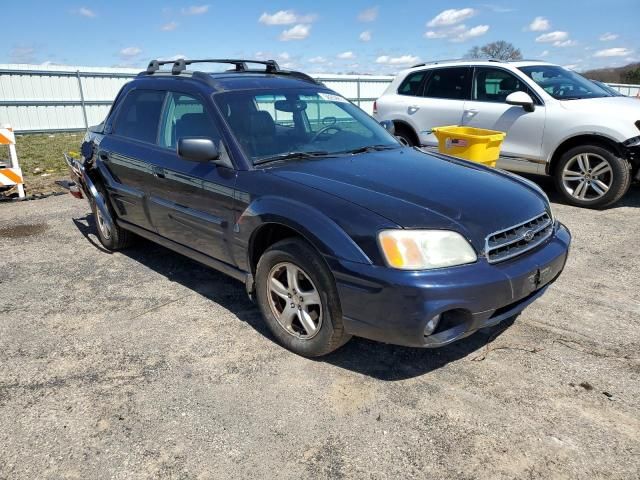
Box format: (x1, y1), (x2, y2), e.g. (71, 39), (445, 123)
(9, 46), (37, 64)
(554, 39), (577, 47)
(481, 4), (515, 13)
(536, 31), (569, 43)
(425, 24), (489, 42)
(181, 5), (209, 16)
(279, 24), (311, 41)
(259, 10), (317, 25)
(527, 16), (550, 32)
(427, 8), (476, 27)
(375, 54), (420, 66)
(593, 47), (633, 57)
(358, 7), (378, 22)
(337, 51), (355, 60)
(159, 54), (188, 61)
(564, 64), (580, 70)
(599, 32), (619, 41)
(76, 7), (96, 18)
(120, 47), (142, 58)
(359, 30), (372, 42)
(161, 21), (178, 31)
(308, 56), (327, 64)
(539, 50), (549, 57)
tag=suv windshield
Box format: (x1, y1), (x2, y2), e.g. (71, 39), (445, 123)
(518, 65), (613, 100)
(214, 88), (399, 163)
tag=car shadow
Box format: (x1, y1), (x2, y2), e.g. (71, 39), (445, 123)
(72, 216), (514, 381)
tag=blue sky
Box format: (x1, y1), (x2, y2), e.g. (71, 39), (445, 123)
(3, 0), (639, 73)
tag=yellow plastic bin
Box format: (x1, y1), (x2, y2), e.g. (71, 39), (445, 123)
(431, 126), (506, 168)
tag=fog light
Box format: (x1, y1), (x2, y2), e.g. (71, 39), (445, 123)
(424, 314), (441, 336)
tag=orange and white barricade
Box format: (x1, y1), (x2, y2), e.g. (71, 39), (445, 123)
(0, 125), (25, 198)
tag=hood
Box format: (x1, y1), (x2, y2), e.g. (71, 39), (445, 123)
(559, 96), (640, 119)
(269, 148), (549, 251)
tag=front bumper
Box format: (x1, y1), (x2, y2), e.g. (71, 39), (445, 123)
(327, 222), (571, 348)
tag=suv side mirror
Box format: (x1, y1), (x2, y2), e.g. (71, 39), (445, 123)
(379, 120), (395, 135)
(506, 92), (535, 112)
(177, 137), (220, 162)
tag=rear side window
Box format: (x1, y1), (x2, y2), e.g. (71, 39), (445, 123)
(113, 89), (165, 143)
(423, 67), (470, 100)
(158, 92), (220, 149)
(398, 71), (427, 96)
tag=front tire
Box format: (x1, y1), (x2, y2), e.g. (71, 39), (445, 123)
(554, 144), (631, 208)
(255, 238), (350, 357)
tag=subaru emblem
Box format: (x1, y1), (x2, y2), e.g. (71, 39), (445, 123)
(523, 229), (535, 242)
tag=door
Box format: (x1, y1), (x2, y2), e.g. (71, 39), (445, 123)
(97, 88), (165, 230)
(145, 91), (237, 264)
(462, 67), (546, 173)
(413, 67), (471, 147)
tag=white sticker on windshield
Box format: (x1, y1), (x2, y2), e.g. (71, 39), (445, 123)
(318, 92), (349, 103)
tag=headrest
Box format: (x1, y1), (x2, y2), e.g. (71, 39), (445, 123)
(500, 77), (518, 91)
(249, 111), (276, 137)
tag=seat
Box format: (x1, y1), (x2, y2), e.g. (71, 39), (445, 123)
(175, 113), (217, 141)
(247, 111), (278, 158)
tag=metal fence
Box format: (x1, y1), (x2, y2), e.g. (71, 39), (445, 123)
(0, 63), (638, 134)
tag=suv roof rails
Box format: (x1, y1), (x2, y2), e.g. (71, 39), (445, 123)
(145, 58), (280, 75)
(410, 58), (503, 68)
(141, 58), (320, 85)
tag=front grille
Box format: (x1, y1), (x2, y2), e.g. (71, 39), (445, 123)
(485, 212), (553, 263)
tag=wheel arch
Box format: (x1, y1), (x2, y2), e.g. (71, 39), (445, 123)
(547, 134), (625, 175)
(392, 120), (420, 146)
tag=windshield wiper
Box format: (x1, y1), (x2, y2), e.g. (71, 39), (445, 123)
(340, 144), (400, 155)
(254, 150), (331, 165)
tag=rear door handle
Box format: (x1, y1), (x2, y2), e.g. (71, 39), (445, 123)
(152, 166), (166, 179)
(464, 109), (479, 116)
(407, 105), (420, 114)
(98, 152), (110, 161)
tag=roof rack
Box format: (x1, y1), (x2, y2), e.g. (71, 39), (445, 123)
(144, 58), (280, 75)
(140, 58), (320, 85)
(410, 58), (502, 68)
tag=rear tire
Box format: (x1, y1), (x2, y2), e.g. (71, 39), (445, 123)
(255, 238), (350, 357)
(91, 183), (133, 250)
(554, 144), (631, 209)
(394, 124), (418, 147)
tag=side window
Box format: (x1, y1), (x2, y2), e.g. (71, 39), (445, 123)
(423, 67), (470, 100)
(113, 90), (165, 143)
(159, 92), (221, 149)
(398, 71), (427, 96)
(473, 68), (531, 103)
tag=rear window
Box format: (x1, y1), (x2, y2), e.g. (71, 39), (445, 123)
(113, 89), (165, 143)
(423, 67), (470, 100)
(398, 71), (427, 96)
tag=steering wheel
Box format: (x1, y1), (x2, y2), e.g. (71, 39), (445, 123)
(310, 125), (342, 143)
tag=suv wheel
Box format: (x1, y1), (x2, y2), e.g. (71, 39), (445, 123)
(554, 144), (631, 209)
(91, 183), (133, 250)
(255, 238), (350, 357)
(394, 125), (417, 147)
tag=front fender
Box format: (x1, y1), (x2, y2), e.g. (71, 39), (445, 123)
(233, 195), (373, 272)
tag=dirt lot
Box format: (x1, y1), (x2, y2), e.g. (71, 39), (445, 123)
(0, 183), (639, 479)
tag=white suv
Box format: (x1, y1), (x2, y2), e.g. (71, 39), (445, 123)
(374, 60), (640, 208)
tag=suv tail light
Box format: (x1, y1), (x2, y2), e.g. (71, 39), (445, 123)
(373, 100), (377, 115)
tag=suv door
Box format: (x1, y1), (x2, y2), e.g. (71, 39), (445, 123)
(97, 89), (165, 231)
(462, 67), (546, 173)
(145, 91), (237, 264)
(415, 67), (471, 146)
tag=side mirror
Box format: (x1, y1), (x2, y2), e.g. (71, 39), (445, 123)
(379, 120), (395, 135)
(506, 91), (535, 112)
(177, 137), (220, 162)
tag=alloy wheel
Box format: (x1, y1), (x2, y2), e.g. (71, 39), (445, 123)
(267, 262), (323, 339)
(95, 208), (112, 240)
(561, 153), (612, 202)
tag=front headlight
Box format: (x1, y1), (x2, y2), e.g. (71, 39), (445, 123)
(378, 230), (477, 270)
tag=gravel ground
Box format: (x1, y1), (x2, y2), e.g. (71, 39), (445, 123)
(0, 182), (639, 479)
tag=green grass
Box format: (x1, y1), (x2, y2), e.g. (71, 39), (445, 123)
(13, 133), (82, 176)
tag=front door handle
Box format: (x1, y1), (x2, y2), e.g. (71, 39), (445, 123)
(152, 166), (166, 179)
(464, 109), (479, 116)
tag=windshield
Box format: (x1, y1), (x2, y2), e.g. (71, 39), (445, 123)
(518, 65), (613, 100)
(214, 88), (399, 163)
